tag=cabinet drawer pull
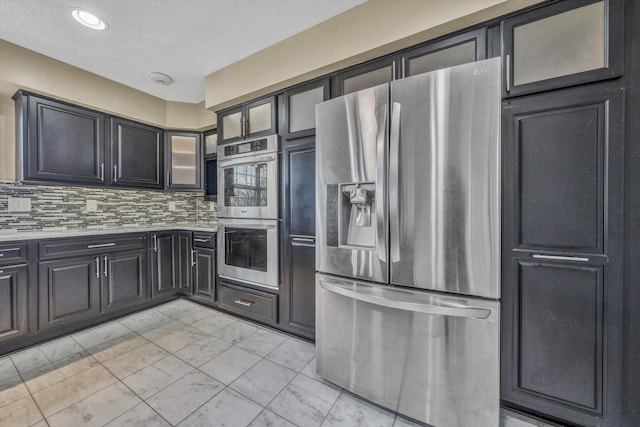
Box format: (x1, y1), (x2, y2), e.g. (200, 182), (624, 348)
(0, 270), (4, 274)
(234, 299), (254, 307)
(532, 254), (590, 262)
(88, 243), (116, 249)
(0, 254), (3, 257)
(95, 257), (100, 278)
(292, 237), (315, 243)
(194, 238), (209, 243)
(104, 256), (108, 276)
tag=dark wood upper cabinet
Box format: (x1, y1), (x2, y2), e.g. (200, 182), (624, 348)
(400, 28), (486, 77)
(283, 78), (330, 139)
(502, 0), (623, 98)
(218, 96), (276, 144)
(110, 117), (164, 189)
(165, 131), (203, 191)
(335, 56), (398, 97)
(15, 91), (105, 185)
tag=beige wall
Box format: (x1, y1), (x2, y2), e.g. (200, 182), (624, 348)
(205, 0), (545, 111)
(0, 40), (215, 181)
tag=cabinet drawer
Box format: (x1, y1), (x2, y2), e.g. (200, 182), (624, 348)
(39, 234), (146, 259)
(0, 242), (28, 265)
(218, 282), (277, 325)
(193, 232), (215, 249)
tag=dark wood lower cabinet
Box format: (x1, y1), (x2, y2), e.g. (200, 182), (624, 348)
(38, 256), (101, 330)
(177, 232), (193, 295)
(151, 232), (177, 297)
(193, 247), (216, 302)
(102, 249), (146, 313)
(284, 239), (315, 339)
(0, 264), (28, 343)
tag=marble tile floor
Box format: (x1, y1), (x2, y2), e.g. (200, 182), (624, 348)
(0, 300), (554, 427)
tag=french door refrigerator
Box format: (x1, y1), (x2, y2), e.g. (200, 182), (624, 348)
(315, 57), (501, 427)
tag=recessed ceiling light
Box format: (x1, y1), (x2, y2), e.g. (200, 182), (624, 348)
(71, 9), (107, 30)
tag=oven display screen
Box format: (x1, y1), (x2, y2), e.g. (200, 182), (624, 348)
(224, 228), (268, 272)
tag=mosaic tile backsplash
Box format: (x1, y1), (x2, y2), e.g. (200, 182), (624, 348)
(0, 181), (217, 232)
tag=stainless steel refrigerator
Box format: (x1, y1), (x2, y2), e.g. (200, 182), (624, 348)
(315, 57), (501, 427)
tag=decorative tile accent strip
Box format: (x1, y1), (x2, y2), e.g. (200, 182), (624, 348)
(0, 181), (217, 232)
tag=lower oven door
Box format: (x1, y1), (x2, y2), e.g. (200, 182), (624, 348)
(316, 273), (500, 427)
(218, 218), (279, 289)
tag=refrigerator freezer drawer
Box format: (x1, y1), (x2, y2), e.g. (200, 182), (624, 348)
(316, 273), (500, 427)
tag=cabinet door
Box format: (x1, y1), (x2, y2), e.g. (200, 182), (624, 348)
(335, 56), (397, 96)
(281, 139), (316, 339)
(286, 239), (315, 338)
(0, 265), (28, 343)
(246, 96), (277, 138)
(24, 94), (106, 185)
(502, 0), (623, 97)
(38, 256), (101, 330)
(111, 118), (164, 189)
(151, 233), (177, 297)
(102, 249), (146, 313)
(166, 131), (203, 191)
(501, 84), (624, 426)
(401, 28), (485, 77)
(193, 247), (215, 301)
(176, 232), (193, 294)
(218, 105), (244, 143)
(284, 78), (330, 139)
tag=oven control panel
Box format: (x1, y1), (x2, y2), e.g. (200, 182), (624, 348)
(224, 138), (268, 156)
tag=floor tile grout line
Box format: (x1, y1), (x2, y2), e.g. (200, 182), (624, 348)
(7, 356), (49, 426)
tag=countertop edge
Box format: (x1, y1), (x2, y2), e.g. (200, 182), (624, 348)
(0, 225), (218, 242)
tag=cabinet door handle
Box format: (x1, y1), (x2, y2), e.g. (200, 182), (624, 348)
(234, 299), (254, 307)
(0, 270), (4, 274)
(166, 171), (171, 186)
(88, 243), (116, 249)
(100, 163), (105, 182)
(113, 164), (118, 183)
(152, 234), (158, 252)
(103, 256), (108, 276)
(0, 254), (4, 257)
(191, 249), (197, 267)
(532, 254), (590, 263)
(392, 60), (397, 81)
(95, 257), (100, 278)
(401, 57), (406, 78)
(505, 54), (511, 92)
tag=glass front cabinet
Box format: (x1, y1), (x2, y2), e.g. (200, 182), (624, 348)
(218, 96), (276, 144)
(502, 0), (623, 97)
(165, 131), (203, 191)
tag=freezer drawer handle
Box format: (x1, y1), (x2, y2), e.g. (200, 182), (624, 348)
(319, 280), (491, 319)
(532, 254), (589, 262)
(234, 299), (254, 307)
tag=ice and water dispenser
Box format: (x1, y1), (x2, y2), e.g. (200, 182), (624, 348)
(326, 182), (377, 249)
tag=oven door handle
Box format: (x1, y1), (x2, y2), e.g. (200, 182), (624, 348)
(218, 154), (276, 168)
(221, 223), (276, 230)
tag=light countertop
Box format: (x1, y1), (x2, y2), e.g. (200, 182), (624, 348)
(0, 224), (217, 242)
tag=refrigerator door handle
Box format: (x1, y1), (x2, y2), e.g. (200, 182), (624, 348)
(376, 103), (388, 263)
(319, 279), (491, 320)
(389, 101), (401, 263)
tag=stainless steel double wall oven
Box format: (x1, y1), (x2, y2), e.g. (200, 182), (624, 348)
(217, 135), (279, 289)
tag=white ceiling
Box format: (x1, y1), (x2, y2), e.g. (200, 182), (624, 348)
(0, 0), (366, 103)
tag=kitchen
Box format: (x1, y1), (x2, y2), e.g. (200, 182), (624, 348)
(0, 0), (638, 426)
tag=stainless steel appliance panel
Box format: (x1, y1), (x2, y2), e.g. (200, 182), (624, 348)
(390, 57), (501, 298)
(316, 84), (389, 283)
(217, 134), (279, 219)
(218, 218), (279, 289)
(316, 273), (500, 427)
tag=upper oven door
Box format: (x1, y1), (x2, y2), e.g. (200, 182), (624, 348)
(218, 218), (279, 289)
(217, 136), (279, 219)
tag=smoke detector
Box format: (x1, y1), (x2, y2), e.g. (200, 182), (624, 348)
(149, 72), (173, 86)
